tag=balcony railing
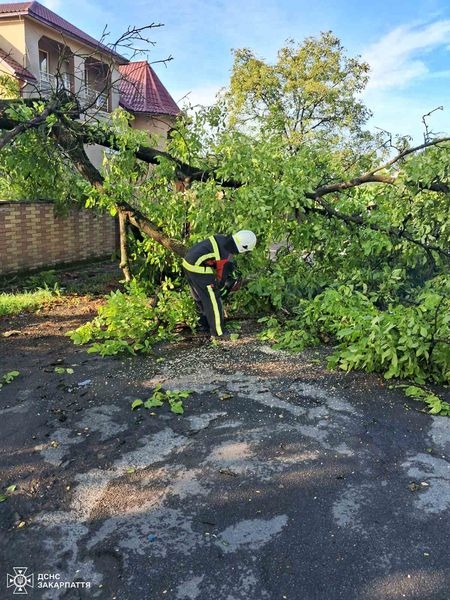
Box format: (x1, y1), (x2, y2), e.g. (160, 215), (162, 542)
(39, 73), (108, 112)
(39, 71), (71, 95)
(79, 85), (109, 112)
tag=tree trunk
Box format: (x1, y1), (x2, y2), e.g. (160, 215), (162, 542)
(118, 209), (132, 281)
(119, 201), (187, 257)
(52, 127), (188, 257)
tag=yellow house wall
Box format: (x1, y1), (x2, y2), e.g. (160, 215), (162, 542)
(131, 114), (176, 148)
(23, 19), (121, 103)
(0, 19), (27, 64)
(0, 17), (176, 166)
(0, 16), (122, 108)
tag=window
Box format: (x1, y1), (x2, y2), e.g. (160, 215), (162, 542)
(60, 59), (70, 90)
(39, 50), (48, 74)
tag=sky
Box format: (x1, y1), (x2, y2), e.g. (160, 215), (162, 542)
(42, 0), (450, 144)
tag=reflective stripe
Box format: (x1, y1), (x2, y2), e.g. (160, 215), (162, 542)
(209, 236), (221, 260)
(207, 284), (222, 336)
(182, 259), (214, 274)
(187, 237), (220, 269)
(195, 252), (215, 266)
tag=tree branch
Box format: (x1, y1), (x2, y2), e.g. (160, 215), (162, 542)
(118, 209), (132, 281)
(309, 194), (449, 258)
(0, 104), (56, 151)
(118, 201), (187, 257)
(0, 97), (448, 261)
(52, 123), (187, 257)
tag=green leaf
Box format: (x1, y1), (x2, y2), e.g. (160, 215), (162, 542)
(0, 494), (7, 502)
(131, 399), (144, 410)
(169, 400), (184, 414)
(6, 484), (17, 493)
(144, 397), (164, 408)
(404, 385), (427, 399)
(168, 389), (191, 399)
(53, 366), (74, 374)
(2, 370), (20, 384)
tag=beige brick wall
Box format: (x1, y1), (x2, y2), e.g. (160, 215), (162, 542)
(0, 201), (119, 275)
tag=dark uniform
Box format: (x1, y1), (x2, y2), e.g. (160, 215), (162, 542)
(182, 234), (238, 337)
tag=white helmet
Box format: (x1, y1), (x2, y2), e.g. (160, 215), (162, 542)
(232, 230), (257, 253)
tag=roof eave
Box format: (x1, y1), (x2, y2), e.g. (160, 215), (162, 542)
(28, 14), (128, 64)
(119, 102), (179, 117)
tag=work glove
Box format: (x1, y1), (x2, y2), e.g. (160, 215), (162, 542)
(220, 271), (243, 299)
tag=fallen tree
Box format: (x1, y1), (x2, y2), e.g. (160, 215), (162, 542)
(0, 32), (448, 386)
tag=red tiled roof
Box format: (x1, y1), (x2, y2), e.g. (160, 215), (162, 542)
(0, 47), (36, 80)
(119, 61), (179, 116)
(0, 1), (127, 63)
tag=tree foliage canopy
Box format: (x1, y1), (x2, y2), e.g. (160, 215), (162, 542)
(0, 31), (448, 386)
(226, 31), (372, 145)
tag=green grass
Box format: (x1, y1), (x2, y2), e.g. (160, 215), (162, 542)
(0, 261), (121, 296)
(0, 260), (122, 317)
(0, 288), (56, 316)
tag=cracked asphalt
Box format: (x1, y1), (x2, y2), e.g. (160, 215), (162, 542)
(1, 324), (450, 600)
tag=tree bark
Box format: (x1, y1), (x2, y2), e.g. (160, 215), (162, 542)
(118, 209), (132, 281)
(118, 201), (187, 257)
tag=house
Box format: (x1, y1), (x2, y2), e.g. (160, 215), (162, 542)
(119, 60), (180, 142)
(0, 1), (127, 109)
(0, 1), (180, 163)
(0, 1), (181, 276)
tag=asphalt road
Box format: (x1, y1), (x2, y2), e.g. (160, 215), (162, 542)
(1, 333), (449, 600)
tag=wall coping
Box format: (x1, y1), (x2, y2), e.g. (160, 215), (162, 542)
(0, 199), (57, 204)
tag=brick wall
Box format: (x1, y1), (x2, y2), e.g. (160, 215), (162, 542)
(0, 201), (119, 275)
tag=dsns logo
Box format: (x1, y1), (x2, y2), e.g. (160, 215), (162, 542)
(6, 568), (34, 594)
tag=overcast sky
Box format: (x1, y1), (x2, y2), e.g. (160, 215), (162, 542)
(42, 0), (450, 144)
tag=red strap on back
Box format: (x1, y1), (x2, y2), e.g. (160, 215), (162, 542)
(215, 258), (229, 281)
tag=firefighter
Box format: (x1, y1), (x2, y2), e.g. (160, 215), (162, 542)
(182, 230), (257, 338)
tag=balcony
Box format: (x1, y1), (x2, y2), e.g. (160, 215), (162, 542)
(79, 85), (109, 112)
(39, 72), (109, 112)
(39, 70), (71, 95)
